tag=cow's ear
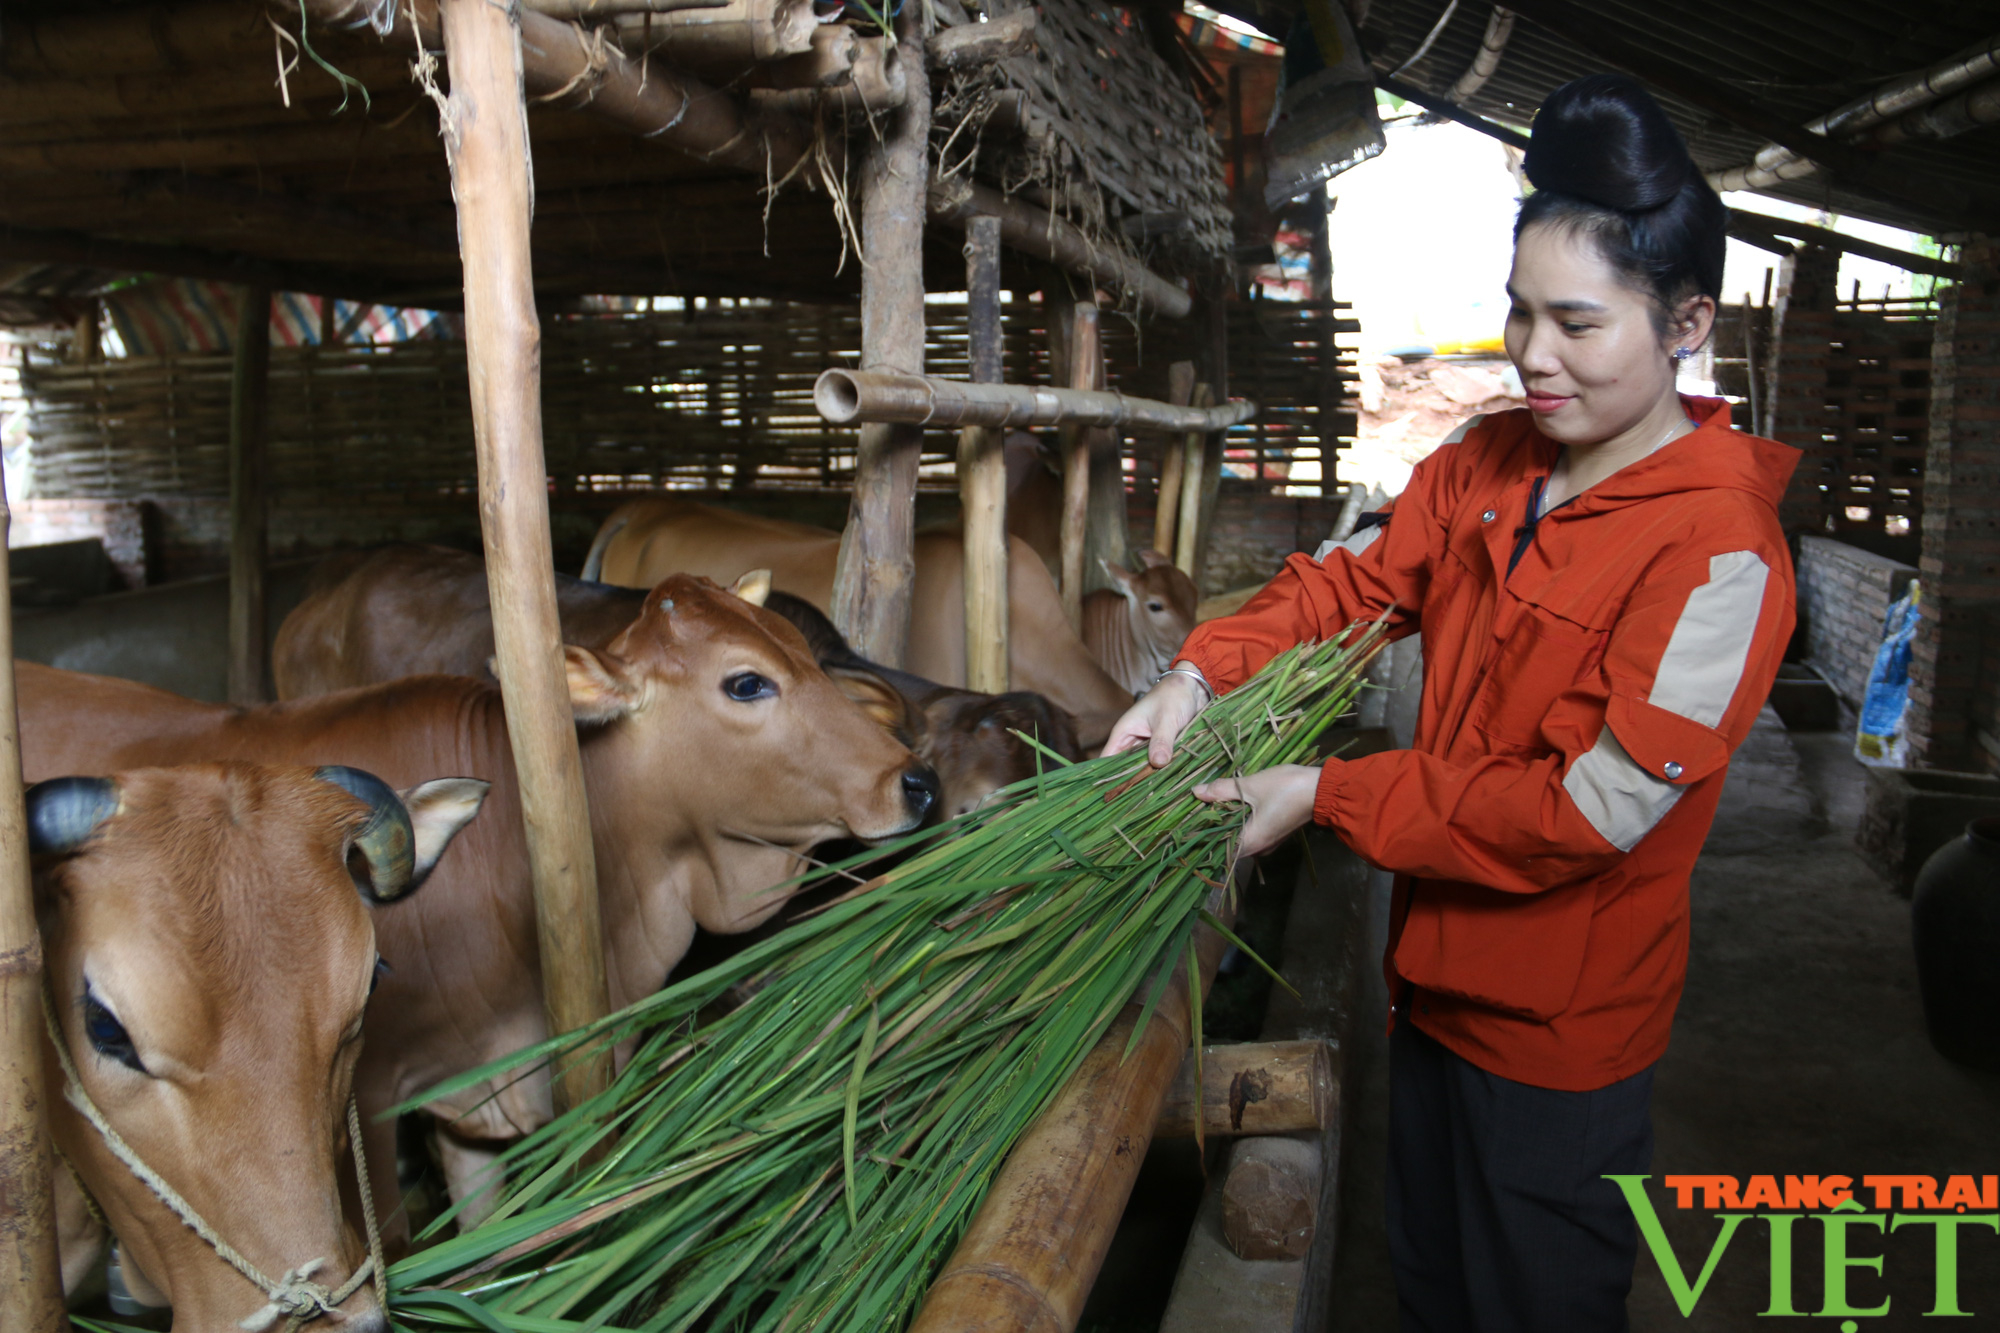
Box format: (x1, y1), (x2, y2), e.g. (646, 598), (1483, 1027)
(828, 665), (926, 750)
(729, 568), (773, 608)
(395, 778), (490, 891)
(1134, 547), (1173, 571)
(565, 646), (638, 724)
(1099, 558), (1137, 591)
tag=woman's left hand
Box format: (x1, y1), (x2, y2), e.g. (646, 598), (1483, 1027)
(1193, 764), (1322, 858)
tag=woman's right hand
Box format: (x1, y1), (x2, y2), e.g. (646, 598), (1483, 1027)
(1103, 666), (1210, 767)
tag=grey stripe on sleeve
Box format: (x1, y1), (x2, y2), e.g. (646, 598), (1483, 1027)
(1563, 727), (1685, 852)
(1560, 550), (1768, 852)
(1314, 522), (1384, 562)
(1647, 551), (1771, 728)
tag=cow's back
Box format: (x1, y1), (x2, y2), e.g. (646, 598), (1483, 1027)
(587, 498), (839, 602)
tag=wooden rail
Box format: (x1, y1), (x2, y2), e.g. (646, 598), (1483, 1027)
(814, 369), (1255, 434)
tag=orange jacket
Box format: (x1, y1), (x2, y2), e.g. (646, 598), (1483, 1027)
(1179, 400), (1797, 1090)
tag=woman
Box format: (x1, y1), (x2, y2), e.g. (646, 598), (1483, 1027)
(1107, 75), (1797, 1330)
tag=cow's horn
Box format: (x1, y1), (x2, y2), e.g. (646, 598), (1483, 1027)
(314, 766), (418, 902)
(25, 777), (121, 855)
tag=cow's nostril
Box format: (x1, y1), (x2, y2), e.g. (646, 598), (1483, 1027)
(902, 766), (940, 819)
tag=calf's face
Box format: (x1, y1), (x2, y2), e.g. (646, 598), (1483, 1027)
(34, 763), (485, 1333)
(924, 690), (1084, 818)
(566, 574), (938, 931)
(1106, 551), (1200, 673)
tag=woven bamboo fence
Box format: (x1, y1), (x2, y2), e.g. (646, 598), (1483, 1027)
(20, 299), (1355, 502)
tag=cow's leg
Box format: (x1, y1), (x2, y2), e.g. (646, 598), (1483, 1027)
(53, 1163), (106, 1297)
(434, 1124), (514, 1233)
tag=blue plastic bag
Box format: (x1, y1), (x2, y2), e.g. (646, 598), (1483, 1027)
(1856, 581), (1921, 767)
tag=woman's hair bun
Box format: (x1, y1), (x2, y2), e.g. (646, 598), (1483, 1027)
(1523, 73), (1693, 213)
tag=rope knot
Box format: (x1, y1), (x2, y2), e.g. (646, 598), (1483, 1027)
(238, 1259), (344, 1331)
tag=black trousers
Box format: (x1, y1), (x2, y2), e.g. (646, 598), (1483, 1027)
(1386, 1022), (1656, 1333)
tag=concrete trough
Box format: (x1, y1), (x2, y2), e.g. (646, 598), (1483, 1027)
(1858, 766), (2000, 896)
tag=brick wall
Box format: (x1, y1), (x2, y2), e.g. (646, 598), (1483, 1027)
(1771, 244), (1843, 532)
(1795, 535), (1917, 707)
(1128, 479), (1350, 597)
(1909, 236), (2000, 773)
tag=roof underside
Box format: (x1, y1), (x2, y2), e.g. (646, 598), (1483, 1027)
(1265, 0), (2000, 238)
(0, 0), (1226, 318)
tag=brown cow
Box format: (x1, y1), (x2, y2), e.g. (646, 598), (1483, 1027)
(35, 761), (485, 1333)
(582, 498), (1139, 743)
(1080, 550), (1201, 695)
(763, 591), (1083, 817)
(270, 543), (1066, 816)
(20, 574), (936, 1247)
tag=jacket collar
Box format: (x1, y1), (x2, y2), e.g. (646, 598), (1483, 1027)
(1535, 397), (1798, 514)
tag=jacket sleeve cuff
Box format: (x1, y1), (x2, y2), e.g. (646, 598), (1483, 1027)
(1313, 757), (1351, 827)
(1174, 636), (1243, 697)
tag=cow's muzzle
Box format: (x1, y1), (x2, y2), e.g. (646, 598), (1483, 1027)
(901, 764), (940, 825)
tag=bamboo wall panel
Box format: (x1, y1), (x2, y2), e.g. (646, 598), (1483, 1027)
(1785, 297), (1935, 541)
(20, 298), (1355, 501)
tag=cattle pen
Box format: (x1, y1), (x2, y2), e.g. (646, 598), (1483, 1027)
(1, 0), (1997, 1329)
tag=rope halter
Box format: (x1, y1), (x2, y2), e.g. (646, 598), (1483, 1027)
(41, 989), (391, 1333)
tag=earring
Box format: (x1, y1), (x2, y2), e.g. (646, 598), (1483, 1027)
(1672, 346), (1693, 361)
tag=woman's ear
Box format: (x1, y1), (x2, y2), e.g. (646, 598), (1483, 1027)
(1673, 295), (1718, 354)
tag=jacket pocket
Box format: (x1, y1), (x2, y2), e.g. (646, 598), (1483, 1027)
(1393, 875), (1598, 1021)
(1469, 606), (1607, 752)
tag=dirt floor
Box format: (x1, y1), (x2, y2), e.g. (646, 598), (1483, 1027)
(1329, 711), (2000, 1331)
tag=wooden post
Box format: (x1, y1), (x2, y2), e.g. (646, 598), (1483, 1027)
(227, 285), (271, 706)
(1058, 302), (1099, 630)
(0, 466), (67, 1332)
(1173, 385), (1211, 577)
(831, 3), (931, 666)
(437, 0), (611, 1110)
(1153, 363), (1194, 556)
(1083, 422), (1129, 590)
(1189, 292), (1231, 585)
(959, 215), (1009, 694)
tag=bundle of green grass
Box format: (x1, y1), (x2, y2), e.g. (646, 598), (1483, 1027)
(382, 633), (1381, 1333)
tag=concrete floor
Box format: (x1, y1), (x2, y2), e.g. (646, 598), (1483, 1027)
(1331, 713), (2000, 1330)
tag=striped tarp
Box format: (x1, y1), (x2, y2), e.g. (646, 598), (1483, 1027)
(102, 279), (457, 356)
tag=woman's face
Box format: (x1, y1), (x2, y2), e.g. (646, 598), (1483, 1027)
(1503, 222), (1694, 447)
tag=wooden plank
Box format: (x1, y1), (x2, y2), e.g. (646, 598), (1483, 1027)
(1059, 302), (1098, 630)
(437, 0), (611, 1110)
(227, 285), (271, 705)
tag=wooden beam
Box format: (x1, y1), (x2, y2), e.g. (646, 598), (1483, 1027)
(1153, 362), (1193, 556)
(1059, 303), (1100, 631)
(228, 285), (272, 706)
(436, 0), (611, 1110)
(1174, 384), (1212, 577)
(930, 180), (1192, 319)
(1374, 73), (1529, 148)
(0, 222), (440, 305)
(814, 368), (1257, 433)
(1730, 208), (1962, 278)
(1153, 1039), (1334, 1139)
(959, 214), (1009, 695)
(0, 474), (66, 1333)
(927, 8), (1038, 69)
(830, 4), (931, 667)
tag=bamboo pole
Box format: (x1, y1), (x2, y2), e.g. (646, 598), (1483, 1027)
(959, 215), (1009, 694)
(1153, 1039), (1335, 1140)
(814, 369), (1255, 434)
(1173, 384), (1211, 578)
(437, 0), (610, 1111)
(1153, 362), (1193, 556)
(1058, 303), (1100, 631)
(909, 893), (1234, 1332)
(227, 285), (271, 706)
(0, 462), (66, 1332)
(830, 4), (930, 666)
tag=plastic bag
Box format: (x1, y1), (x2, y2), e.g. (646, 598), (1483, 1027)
(1855, 580), (1921, 767)
(1263, 0), (1385, 210)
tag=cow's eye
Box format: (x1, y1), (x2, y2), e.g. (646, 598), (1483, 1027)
(82, 986), (145, 1074)
(724, 672), (775, 702)
(1147, 600), (1165, 613)
(371, 957), (390, 995)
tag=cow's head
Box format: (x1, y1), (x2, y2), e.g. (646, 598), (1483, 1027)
(562, 572), (938, 930)
(1102, 550), (1201, 685)
(31, 763), (486, 1333)
(922, 689), (1084, 818)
